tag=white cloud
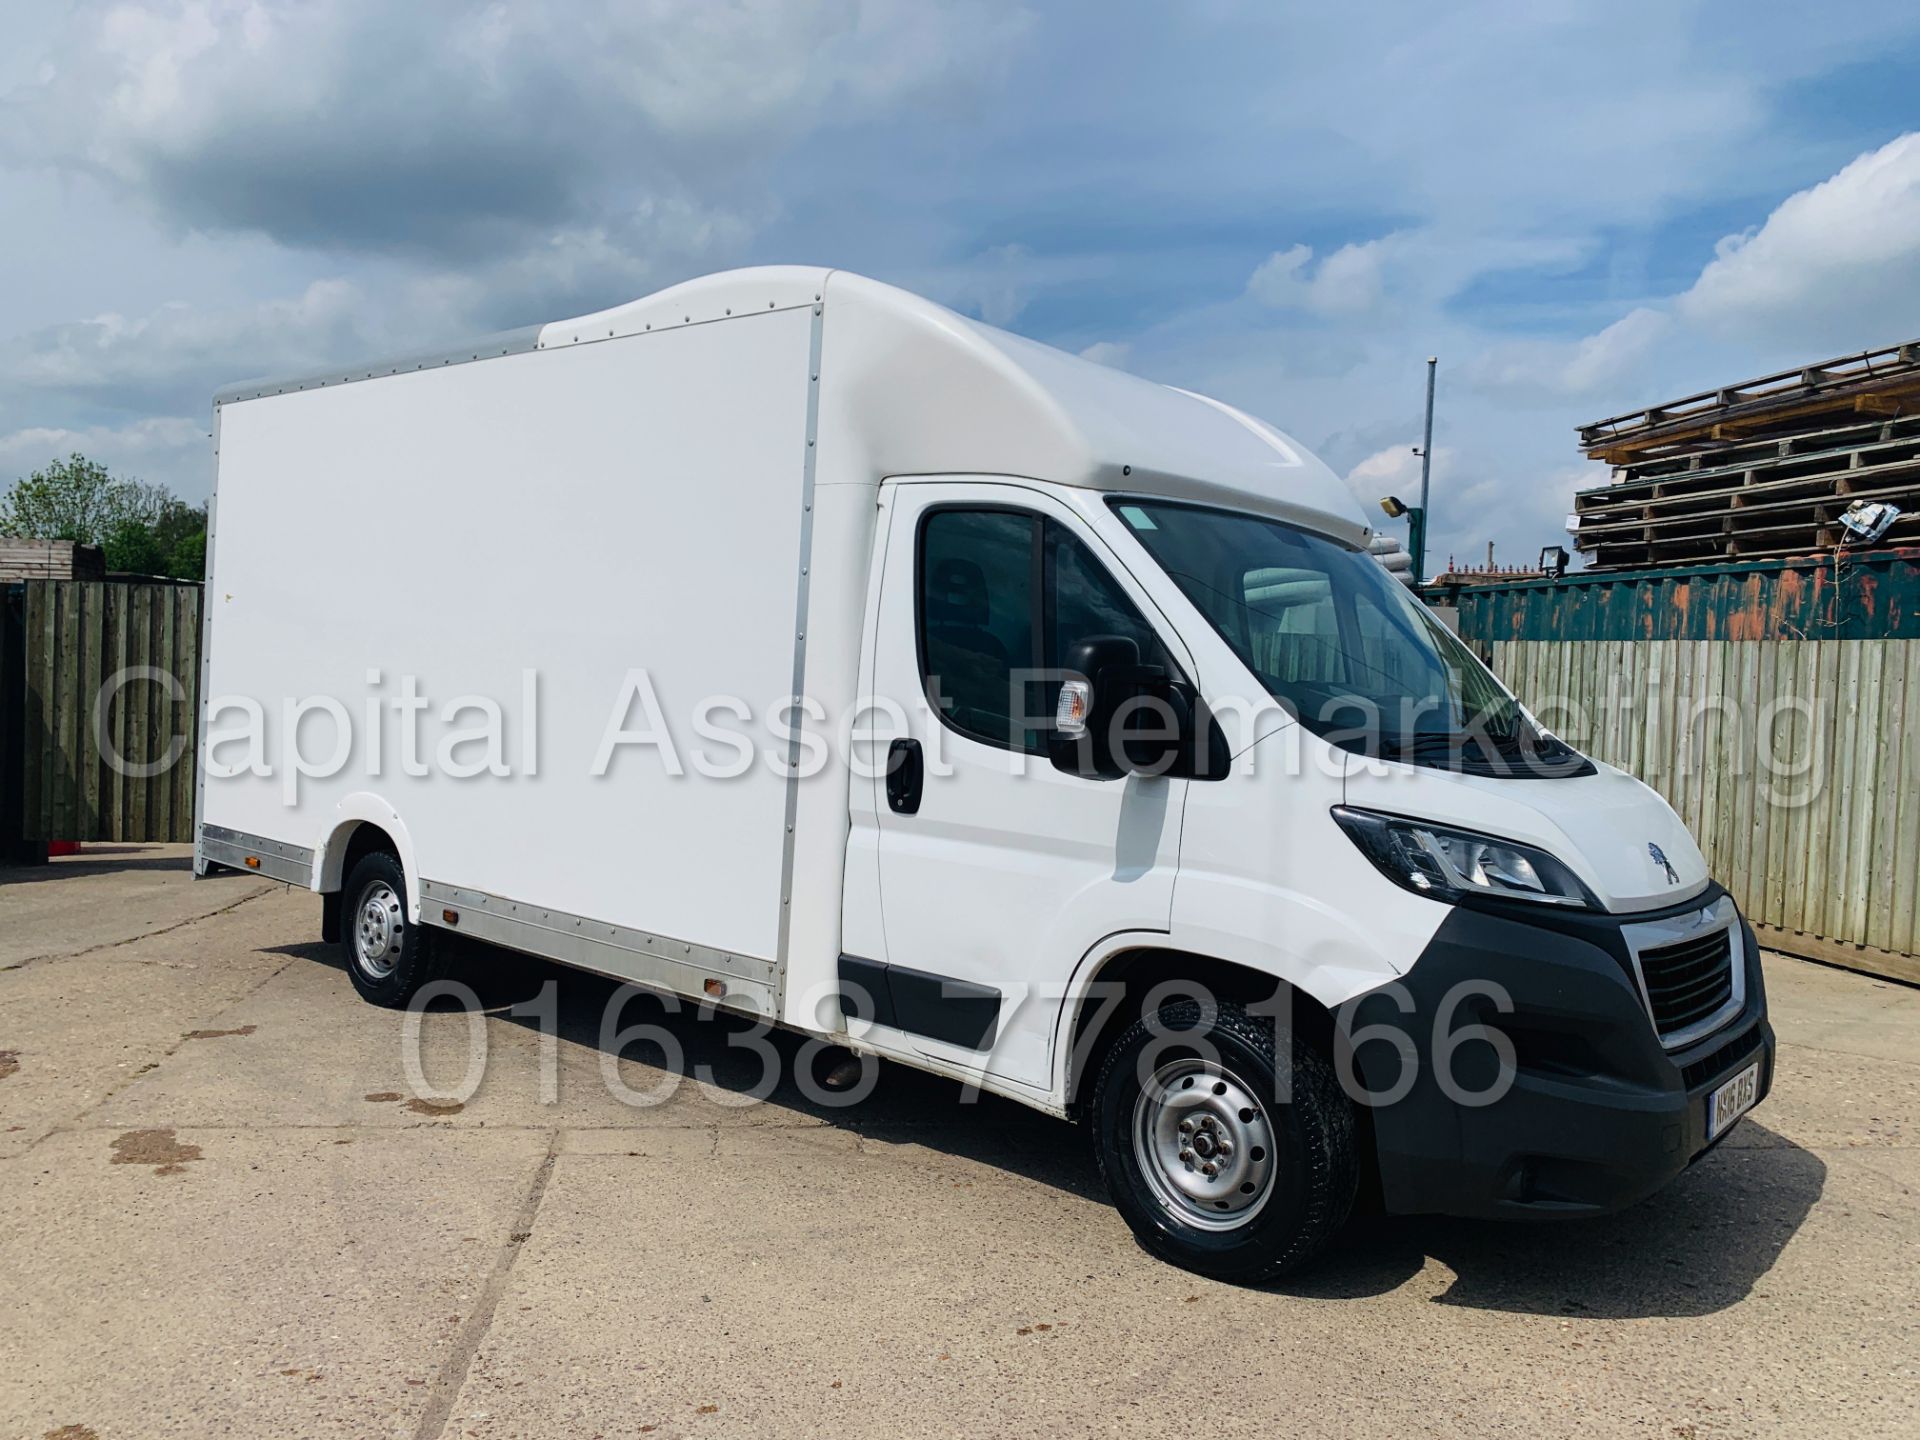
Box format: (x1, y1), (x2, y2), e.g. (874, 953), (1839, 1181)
(1557, 309), (1672, 393)
(1247, 245), (1313, 307)
(401, 199), (760, 333)
(1247, 236), (1406, 317)
(2, 280), (375, 409)
(955, 243), (1038, 327)
(1343, 442), (1444, 514)
(929, 242), (1129, 330)
(1464, 307), (1671, 401)
(1678, 130), (1920, 345)
(1466, 130), (1920, 411)
(2, 0), (1034, 257)
(0, 189), (757, 418)
(1309, 240), (1394, 315)
(1078, 340), (1132, 369)
(4, 1), (1919, 569)
(0, 416), (210, 497)
(582, 0), (1036, 133)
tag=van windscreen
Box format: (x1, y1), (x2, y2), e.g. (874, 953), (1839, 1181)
(1109, 499), (1567, 767)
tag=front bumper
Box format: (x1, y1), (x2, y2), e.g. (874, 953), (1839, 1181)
(1349, 883), (1774, 1219)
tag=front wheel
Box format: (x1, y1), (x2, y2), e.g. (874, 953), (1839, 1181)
(1091, 998), (1357, 1281)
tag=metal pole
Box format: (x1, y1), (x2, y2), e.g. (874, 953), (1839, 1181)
(1415, 355), (1436, 583)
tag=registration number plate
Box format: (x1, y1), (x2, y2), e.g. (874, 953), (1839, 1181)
(1707, 1062), (1760, 1140)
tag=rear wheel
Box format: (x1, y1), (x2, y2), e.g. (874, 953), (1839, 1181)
(340, 851), (447, 1007)
(1092, 997), (1357, 1281)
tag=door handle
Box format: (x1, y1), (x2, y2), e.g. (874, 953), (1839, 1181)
(886, 738), (924, 815)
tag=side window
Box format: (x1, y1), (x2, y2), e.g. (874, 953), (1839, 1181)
(918, 507), (1172, 755)
(1046, 523), (1164, 673)
(920, 510), (1037, 751)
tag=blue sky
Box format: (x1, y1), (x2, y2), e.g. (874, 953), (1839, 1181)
(3, 1), (1919, 574)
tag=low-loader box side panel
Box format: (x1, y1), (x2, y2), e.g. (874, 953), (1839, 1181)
(203, 305), (818, 965)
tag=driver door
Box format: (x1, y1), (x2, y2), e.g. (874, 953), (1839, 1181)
(854, 480), (1191, 1092)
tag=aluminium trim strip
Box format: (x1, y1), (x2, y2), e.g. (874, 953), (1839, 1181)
(772, 294), (826, 1009)
(213, 324), (545, 406)
(419, 878), (777, 1018)
(197, 823), (314, 887)
(212, 298), (825, 407)
(193, 404), (220, 876)
(534, 299), (822, 352)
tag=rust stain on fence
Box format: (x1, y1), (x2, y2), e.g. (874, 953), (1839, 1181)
(1452, 546), (1920, 644)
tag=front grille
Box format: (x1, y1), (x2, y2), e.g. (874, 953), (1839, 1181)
(1638, 927), (1736, 1042)
(1680, 1023), (1763, 1091)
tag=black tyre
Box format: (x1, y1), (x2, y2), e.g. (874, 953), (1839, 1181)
(339, 851), (448, 1008)
(1091, 997), (1357, 1282)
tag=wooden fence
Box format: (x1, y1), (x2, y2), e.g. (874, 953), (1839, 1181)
(1, 580), (201, 848)
(1491, 638), (1920, 982)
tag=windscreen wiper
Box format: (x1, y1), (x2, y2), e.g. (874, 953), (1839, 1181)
(1391, 731), (1471, 757)
(1392, 725), (1588, 774)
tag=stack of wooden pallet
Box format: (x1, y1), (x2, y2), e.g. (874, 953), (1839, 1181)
(1571, 340), (1920, 570)
(0, 537), (106, 582)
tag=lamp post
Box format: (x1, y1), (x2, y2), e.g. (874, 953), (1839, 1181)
(1410, 356), (1436, 584)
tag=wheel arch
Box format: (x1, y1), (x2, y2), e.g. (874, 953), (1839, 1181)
(315, 794), (422, 922)
(1052, 940), (1356, 1115)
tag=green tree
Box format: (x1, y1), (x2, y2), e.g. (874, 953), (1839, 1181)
(151, 496), (210, 578)
(102, 516), (168, 575)
(0, 454), (167, 546)
(152, 497), (207, 554)
(166, 528), (208, 581)
(2, 454), (209, 578)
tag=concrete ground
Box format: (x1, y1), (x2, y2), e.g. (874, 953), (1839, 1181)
(1, 847), (1914, 1440)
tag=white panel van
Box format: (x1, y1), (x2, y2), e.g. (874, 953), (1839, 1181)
(197, 267), (1773, 1278)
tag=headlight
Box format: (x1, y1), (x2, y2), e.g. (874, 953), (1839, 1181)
(1331, 807), (1594, 909)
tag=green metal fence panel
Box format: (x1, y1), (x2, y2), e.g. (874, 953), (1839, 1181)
(16, 580), (201, 843)
(1453, 545), (1920, 644)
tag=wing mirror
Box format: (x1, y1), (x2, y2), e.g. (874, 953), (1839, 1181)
(1048, 635), (1191, 780)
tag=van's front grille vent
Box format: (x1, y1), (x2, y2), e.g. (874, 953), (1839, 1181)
(1638, 929), (1736, 1041)
(1680, 1024), (1763, 1092)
